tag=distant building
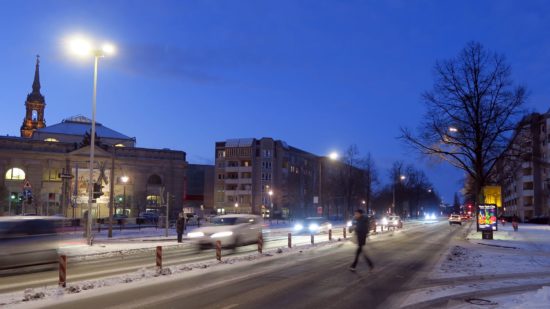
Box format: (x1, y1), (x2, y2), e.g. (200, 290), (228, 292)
(184, 164), (214, 214)
(0, 57), (187, 219)
(494, 111), (550, 221)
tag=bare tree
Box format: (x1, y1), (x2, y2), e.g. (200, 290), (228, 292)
(359, 153), (378, 214)
(401, 42), (526, 203)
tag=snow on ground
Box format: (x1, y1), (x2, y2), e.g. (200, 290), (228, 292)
(401, 221), (550, 308)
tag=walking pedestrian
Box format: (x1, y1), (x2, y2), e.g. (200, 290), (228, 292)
(349, 209), (374, 272)
(176, 210), (186, 243)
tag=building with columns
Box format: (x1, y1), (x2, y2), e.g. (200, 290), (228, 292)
(0, 57), (187, 219)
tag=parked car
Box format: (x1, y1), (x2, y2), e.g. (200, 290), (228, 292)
(138, 212), (159, 223)
(293, 217), (332, 234)
(187, 214), (262, 249)
(449, 214), (462, 225)
(347, 215), (377, 233)
(0, 216), (61, 270)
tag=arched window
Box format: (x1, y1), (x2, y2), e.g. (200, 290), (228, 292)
(147, 174), (162, 185)
(44, 138), (59, 142)
(32, 110), (38, 121)
(5, 168), (26, 180)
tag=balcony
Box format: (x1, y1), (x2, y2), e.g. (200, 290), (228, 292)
(225, 166), (253, 173)
(522, 175), (534, 182)
(224, 178), (253, 184)
(521, 189), (534, 196)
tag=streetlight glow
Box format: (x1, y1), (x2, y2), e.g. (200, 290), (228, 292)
(400, 175), (406, 180)
(121, 175), (129, 183)
(449, 127), (458, 133)
(69, 37), (92, 57)
(102, 43), (116, 55)
(328, 152), (339, 160)
(268, 190), (273, 196)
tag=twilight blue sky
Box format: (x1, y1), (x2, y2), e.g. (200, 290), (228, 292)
(0, 0), (548, 203)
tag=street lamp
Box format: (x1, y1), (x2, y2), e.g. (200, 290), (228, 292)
(448, 127), (458, 133)
(68, 35), (115, 245)
(234, 202), (239, 214)
(121, 176), (129, 216)
(392, 175), (406, 215)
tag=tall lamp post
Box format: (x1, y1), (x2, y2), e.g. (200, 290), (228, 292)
(318, 152), (339, 218)
(68, 36), (115, 245)
(392, 175), (406, 215)
(121, 176), (129, 215)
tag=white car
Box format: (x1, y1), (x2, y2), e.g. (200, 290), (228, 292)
(449, 214), (462, 225)
(293, 217), (332, 234)
(187, 214), (262, 249)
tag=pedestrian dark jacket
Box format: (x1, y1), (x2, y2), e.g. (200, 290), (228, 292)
(176, 216), (185, 233)
(353, 215), (369, 246)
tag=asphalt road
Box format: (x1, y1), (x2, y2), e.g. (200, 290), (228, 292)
(26, 220), (464, 309)
(0, 231), (341, 294)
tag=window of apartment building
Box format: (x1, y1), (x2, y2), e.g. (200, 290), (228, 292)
(241, 184), (252, 191)
(262, 161), (272, 169)
(218, 174), (224, 180)
(226, 184), (238, 190)
(5, 167), (25, 180)
(522, 168), (532, 176)
(217, 150), (226, 158)
(242, 160), (251, 167)
(227, 172), (238, 179)
(523, 182), (534, 190)
(261, 173), (272, 180)
(241, 172), (252, 179)
(217, 161), (225, 168)
(228, 161), (239, 167)
(263, 149), (272, 158)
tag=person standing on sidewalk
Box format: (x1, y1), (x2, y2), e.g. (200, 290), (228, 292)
(176, 210), (186, 243)
(349, 209), (374, 272)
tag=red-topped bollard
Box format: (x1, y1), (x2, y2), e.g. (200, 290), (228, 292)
(288, 232), (292, 248)
(156, 246), (162, 269)
(216, 240), (222, 261)
(59, 255), (67, 287)
(258, 232), (264, 254)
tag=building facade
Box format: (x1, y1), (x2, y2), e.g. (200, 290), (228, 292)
(0, 57), (187, 219)
(495, 111), (550, 221)
(214, 138), (326, 219)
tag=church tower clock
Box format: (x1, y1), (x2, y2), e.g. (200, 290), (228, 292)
(21, 55), (46, 138)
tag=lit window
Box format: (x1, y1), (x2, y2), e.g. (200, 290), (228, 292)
(114, 143), (125, 147)
(5, 168), (25, 180)
(44, 138), (59, 142)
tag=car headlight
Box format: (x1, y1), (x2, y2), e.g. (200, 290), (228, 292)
(309, 223), (319, 231)
(346, 221), (352, 227)
(294, 224), (303, 231)
(430, 214), (436, 220)
(211, 231), (233, 238)
(382, 218), (388, 225)
(187, 232), (205, 238)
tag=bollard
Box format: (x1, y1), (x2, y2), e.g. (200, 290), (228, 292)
(216, 240), (222, 261)
(288, 232), (292, 248)
(343, 227), (347, 239)
(311, 233), (314, 245)
(156, 246), (162, 269)
(58, 254), (67, 287)
(329, 229), (332, 241)
(258, 233), (263, 254)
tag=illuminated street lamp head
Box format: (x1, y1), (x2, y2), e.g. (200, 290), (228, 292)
(362, 200), (366, 205)
(400, 175), (406, 181)
(328, 152), (339, 160)
(235, 203), (239, 208)
(449, 127), (458, 133)
(67, 36), (116, 57)
(121, 176), (129, 183)
(268, 190), (273, 196)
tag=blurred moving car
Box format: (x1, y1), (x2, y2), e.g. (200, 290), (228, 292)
(378, 215), (403, 229)
(293, 217), (332, 234)
(347, 215), (377, 233)
(188, 214), (262, 249)
(449, 214), (462, 225)
(0, 216), (61, 270)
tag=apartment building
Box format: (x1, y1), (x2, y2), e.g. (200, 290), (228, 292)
(214, 138), (317, 219)
(495, 111), (550, 221)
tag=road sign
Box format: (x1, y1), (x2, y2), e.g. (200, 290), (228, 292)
(23, 180), (32, 189)
(59, 173), (74, 179)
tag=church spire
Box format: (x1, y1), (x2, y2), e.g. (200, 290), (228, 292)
(32, 55), (41, 93)
(21, 55), (46, 138)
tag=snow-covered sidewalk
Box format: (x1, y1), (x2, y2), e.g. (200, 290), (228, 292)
(401, 221), (550, 308)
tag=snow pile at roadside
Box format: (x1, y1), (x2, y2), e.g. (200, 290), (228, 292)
(0, 240), (343, 307)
